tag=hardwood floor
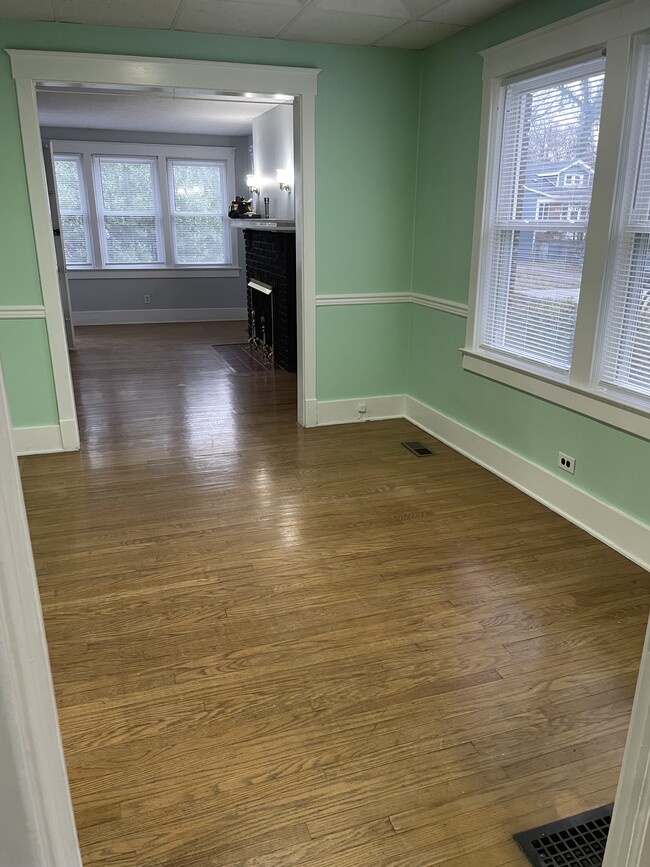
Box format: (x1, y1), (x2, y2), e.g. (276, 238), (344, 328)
(19, 322), (649, 866)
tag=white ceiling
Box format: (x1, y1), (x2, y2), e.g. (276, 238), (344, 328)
(2, 0), (526, 49)
(36, 89), (277, 135)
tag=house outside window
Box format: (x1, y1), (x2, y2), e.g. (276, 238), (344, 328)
(52, 141), (237, 274)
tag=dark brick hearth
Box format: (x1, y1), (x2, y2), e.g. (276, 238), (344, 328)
(244, 229), (296, 373)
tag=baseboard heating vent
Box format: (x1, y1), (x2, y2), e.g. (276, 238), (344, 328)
(514, 803), (613, 866)
(402, 441), (435, 457)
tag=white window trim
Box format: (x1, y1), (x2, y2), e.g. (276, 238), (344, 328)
(51, 140), (238, 274)
(464, 0), (650, 443)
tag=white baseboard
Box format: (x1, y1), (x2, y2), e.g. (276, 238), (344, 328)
(72, 308), (247, 326)
(405, 395), (650, 572)
(13, 425), (63, 456)
(317, 395), (405, 426)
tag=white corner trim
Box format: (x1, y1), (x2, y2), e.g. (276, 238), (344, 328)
(59, 417), (80, 452)
(72, 308), (247, 326)
(603, 613), (650, 867)
(411, 294), (468, 317)
(12, 425), (64, 456)
(0, 306), (46, 320)
(405, 395), (650, 572)
(0, 367), (82, 867)
(317, 395), (405, 426)
(304, 398), (318, 428)
(13, 78), (80, 452)
(315, 293), (411, 307)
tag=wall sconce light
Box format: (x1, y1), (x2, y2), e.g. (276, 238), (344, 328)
(276, 168), (292, 193)
(246, 173), (262, 195)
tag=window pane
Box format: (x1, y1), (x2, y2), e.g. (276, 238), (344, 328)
(104, 216), (159, 264)
(481, 57), (605, 371)
(600, 50), (650, 400)
(54, 158), (82, 211)
(99, 160), (155, 212)
(487, 229), (581, 368)
(174, 216), (225, 265)
(54, 157), (91, 266)
(171, 162), (223, 213)
(60, 215), (90, 265)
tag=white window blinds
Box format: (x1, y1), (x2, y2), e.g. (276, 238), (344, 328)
(93, 157), (162, 266)
(480, 57), (605, 372)
(169, 160), (228, 266)
(599, 48), (650, 402)
(53, 155), (92, 266)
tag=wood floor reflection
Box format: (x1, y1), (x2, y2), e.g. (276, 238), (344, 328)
(19, 323), (649, 866)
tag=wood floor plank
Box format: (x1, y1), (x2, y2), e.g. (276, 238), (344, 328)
(18, 323), (647, 866)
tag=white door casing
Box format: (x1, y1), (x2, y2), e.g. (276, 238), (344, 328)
(0, 360), (82, 867)
(8, 50), (320, 440)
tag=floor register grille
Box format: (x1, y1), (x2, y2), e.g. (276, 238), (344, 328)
(513, 804), (613, 866)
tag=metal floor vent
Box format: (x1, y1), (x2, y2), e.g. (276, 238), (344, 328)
(402, 441), (435, 457)
(514, 803), (613, 867)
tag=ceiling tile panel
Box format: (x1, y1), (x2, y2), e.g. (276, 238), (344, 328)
(314, 0), (441, 20)
(53, 0), (181, 29)
(175, 0), (302, 37)
(375, 18), (462, 48)
(279, 7), (403, 45)
(423, 0), (522, 27)
(0, 0), (54, 20)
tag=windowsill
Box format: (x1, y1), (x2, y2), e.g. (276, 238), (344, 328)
(461, 349), (650, 442)
(66, 267), (241, 280)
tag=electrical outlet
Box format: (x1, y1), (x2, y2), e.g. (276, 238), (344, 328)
(357, 403), (366, 414)
(557, 451), (576, 475)
(144, 294), (151, 304)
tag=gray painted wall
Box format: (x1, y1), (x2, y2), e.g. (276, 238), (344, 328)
(41, 128), (250, 318)
(251, 105), (295, 222)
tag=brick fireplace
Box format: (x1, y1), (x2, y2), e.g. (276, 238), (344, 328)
(244, 229), (296, 373)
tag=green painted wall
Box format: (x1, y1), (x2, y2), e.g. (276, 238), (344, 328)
(0, 320), (58, 428)
(0, 19), (421, 421)
(317, 303), (410, 401)
(409, 0), (649, 525)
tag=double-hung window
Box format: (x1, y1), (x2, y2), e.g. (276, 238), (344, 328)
(53, 154), (92, 267)
(465, 3), (650, 439)
(479, 57), (605, 373)
(93, 156), (162, 267)
(168, 160), (229, 266)
(51, 142), (237, 273)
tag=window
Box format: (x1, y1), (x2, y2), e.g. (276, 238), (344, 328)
(53, 155), (91, 266)
(94, 156), (162, 266)
(481, 57), (605, 372)
(51, 142), (236, 273)
(466, 7), (650, 438)
(168, 160), (228, 266)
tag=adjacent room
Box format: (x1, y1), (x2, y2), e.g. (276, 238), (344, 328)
(0, 1), (649, 866)
(37, 82), (300, 442)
